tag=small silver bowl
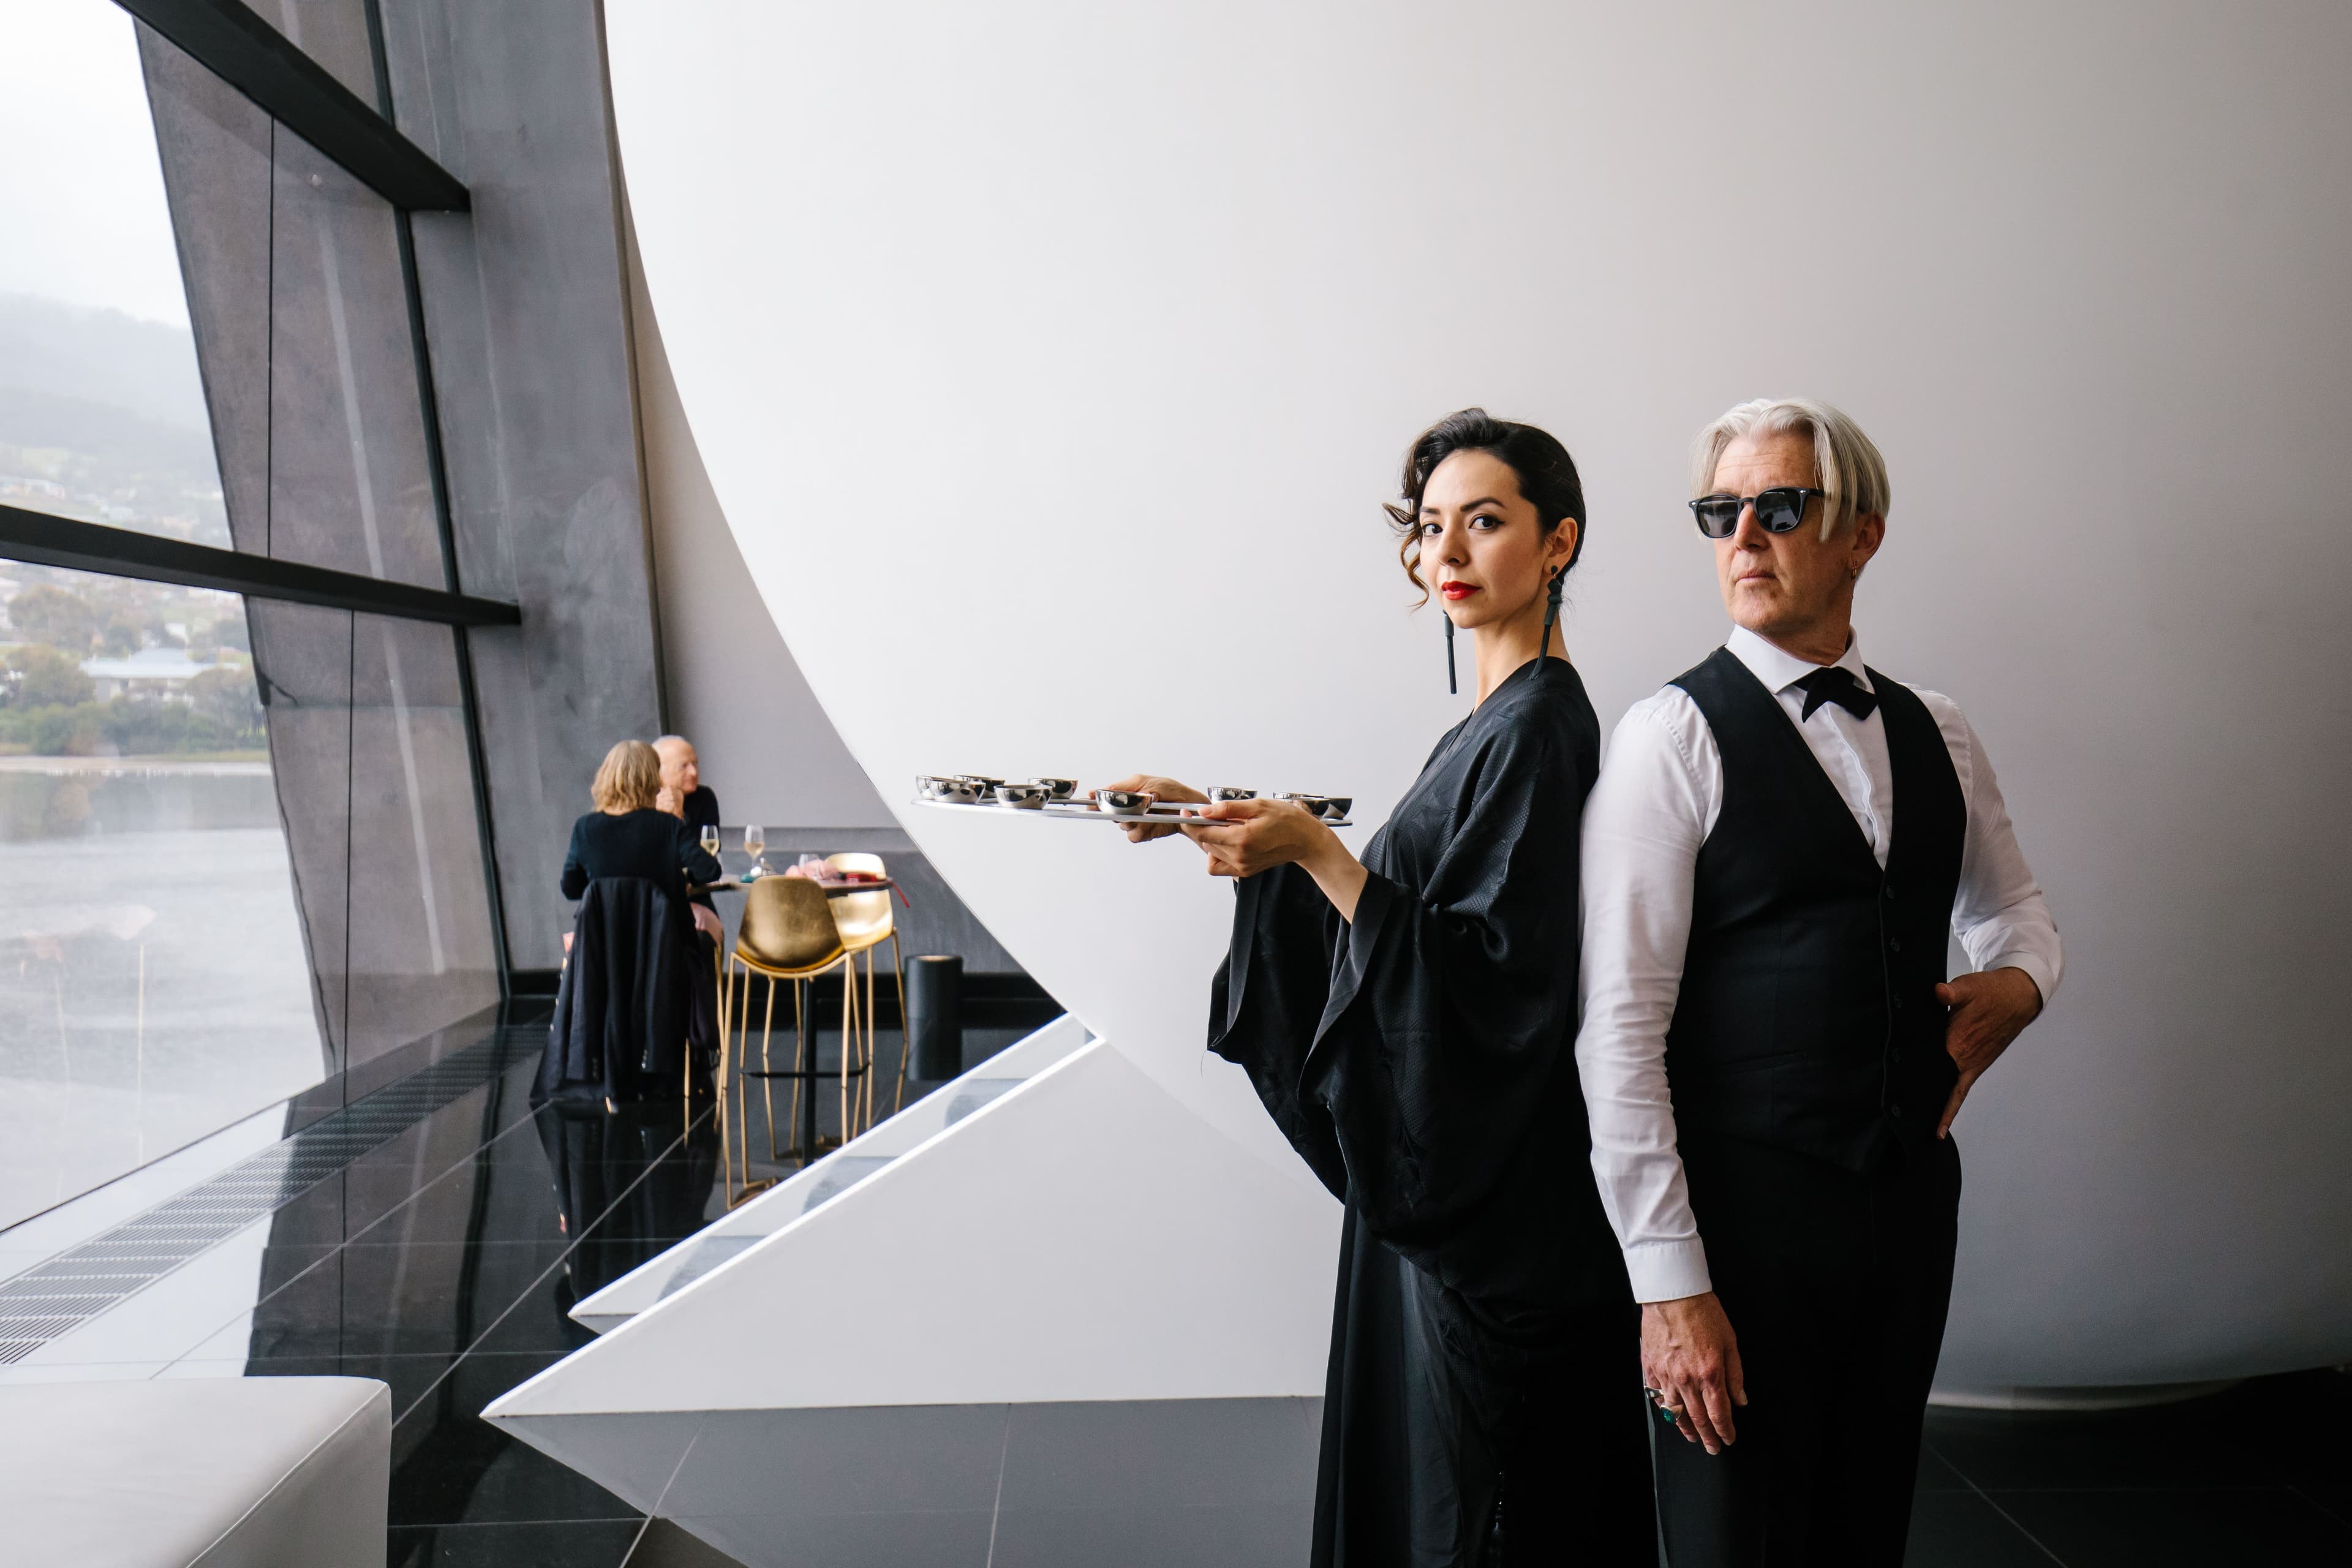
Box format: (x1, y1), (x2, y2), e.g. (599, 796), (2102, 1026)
(916, 774), (957, 799)
(1027, 777), (1078, 801)
(1205, 786), (1257, 802)
(954, 774), (1005, 791)
(995, 782), (1050, 810)
(932, 778), (982, 805)
(1094, 788), (1156, 817)
(1276, 792), (1351, 820)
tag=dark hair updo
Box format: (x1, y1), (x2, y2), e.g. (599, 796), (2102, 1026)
(1382, 407), (1587, 605)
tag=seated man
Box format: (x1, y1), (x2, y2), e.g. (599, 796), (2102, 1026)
(656, 734), (725, 1080)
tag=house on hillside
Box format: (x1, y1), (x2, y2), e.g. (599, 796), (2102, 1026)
(81, 647), (212, 702)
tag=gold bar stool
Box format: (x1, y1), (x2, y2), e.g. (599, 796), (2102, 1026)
(717, 876), (858, 1206)
(824, 851), (909, 1130)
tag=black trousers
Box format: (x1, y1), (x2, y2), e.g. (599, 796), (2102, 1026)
(1655, 1134), (1961, 1567)
(1314, 1205), (1656, 1567)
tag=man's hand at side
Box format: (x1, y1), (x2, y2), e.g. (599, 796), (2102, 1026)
(1934, 966), (2043, 1139)
(1641, 1292), (1746, 1455)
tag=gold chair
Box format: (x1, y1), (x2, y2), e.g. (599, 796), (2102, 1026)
(825, 851), (908, 1129)
(718, 876), (859, 1205)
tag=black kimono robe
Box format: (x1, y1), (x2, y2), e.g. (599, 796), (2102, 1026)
(1208, 657), (1652, 1566)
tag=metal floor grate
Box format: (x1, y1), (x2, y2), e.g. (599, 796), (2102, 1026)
(0, 1026), (539, 1365)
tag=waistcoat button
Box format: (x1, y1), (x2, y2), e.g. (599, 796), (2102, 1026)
(1889, 1104), (1904, 1118)
(1889, 937), (1903, 952)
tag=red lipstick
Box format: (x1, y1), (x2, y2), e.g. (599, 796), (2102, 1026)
(1440, 582), (1480, 601)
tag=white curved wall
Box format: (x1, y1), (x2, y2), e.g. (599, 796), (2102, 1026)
(609, 0), (2352, 1393)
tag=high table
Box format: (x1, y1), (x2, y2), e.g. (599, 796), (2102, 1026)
(693, 875), (897, 1179)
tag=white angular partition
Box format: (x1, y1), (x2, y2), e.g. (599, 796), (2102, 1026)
(488, 1035), (1335, 1562)
(568, 1016), (1094, 1335)
(596, 0), (2352, 1415)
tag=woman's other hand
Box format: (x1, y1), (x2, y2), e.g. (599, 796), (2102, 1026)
(1101, 775), (1205, 842)
(1186, 799), (1371, 920)
(1182, 797), (1325, 876)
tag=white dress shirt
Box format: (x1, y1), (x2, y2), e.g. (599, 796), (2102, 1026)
(1575, 626), (2062, 1303)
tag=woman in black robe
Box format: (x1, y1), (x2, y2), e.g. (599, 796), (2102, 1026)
(1110, 411), (1652, 1565)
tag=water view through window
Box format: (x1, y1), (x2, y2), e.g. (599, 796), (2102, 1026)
(0, 567), (321, 1229)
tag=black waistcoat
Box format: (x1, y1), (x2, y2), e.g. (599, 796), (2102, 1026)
(1665, 647), (1965, 1172)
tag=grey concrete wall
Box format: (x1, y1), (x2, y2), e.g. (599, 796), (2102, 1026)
(379, 0), (668, 972)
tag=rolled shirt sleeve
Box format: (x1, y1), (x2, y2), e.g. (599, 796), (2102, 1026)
(1923, 693), (2064, 1007)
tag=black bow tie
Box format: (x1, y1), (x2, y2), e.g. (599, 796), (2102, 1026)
(1793, 665), (1879, 722)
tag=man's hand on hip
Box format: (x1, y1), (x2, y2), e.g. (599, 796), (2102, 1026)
(1641, 1292), (1746, 1455)
(1934, 965), (2044, 1139)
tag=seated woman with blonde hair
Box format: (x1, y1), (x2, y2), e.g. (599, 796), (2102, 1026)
(543, 740), (723, 1104)
(561, 739), (723, 919)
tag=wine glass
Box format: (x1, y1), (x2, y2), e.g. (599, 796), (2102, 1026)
(698, 824), (720, 861)
(744, 824), (766, 877)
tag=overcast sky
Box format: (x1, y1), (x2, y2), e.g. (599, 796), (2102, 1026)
(0, 0), (194, 327)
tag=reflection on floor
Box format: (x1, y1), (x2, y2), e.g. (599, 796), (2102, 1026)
(0, 1004), (2343, 1566)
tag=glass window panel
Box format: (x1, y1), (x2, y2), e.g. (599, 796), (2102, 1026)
(244, 598), (354, 1061)
(263, 127), (451, 590)
(345, 614), (497, 1065)
(0, 2), (232, 550)
(0, 564), (324, 1230)
(138, 24), (273, 556)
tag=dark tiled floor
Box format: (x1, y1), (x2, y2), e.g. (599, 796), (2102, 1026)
(1911, 1372), (2352, 1566)
(8, 1005), (2346, 1566)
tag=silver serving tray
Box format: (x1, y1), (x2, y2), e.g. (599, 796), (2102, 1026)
(913, 797), (1352, 827)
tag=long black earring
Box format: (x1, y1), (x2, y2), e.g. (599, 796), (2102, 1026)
(1539, 568), (1564, 661)
(1444, 612), (1457, 695)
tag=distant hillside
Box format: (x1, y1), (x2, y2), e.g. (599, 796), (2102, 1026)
(0, 385), (215, 477)
(0, 293), (227, 546)
(0, 292), (211, 434)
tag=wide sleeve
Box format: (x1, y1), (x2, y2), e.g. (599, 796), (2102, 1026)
(1304, 720), (1583, 1251)
(1207, 864), (1349, 1197)
(560, 816), (590, 900)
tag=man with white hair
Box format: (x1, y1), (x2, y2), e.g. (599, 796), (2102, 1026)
(1575, 399), (2062, 1563)
(656, 734), (725, 1078)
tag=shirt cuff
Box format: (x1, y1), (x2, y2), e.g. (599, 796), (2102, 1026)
(1984, 950), (2059, 1008)
(1623, 1238), (1712, 1304)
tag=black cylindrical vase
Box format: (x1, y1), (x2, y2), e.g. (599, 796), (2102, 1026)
(907, 954), (964, 1080)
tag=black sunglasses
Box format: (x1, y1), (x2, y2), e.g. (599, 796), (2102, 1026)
(1689, 486), (1830, 539)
